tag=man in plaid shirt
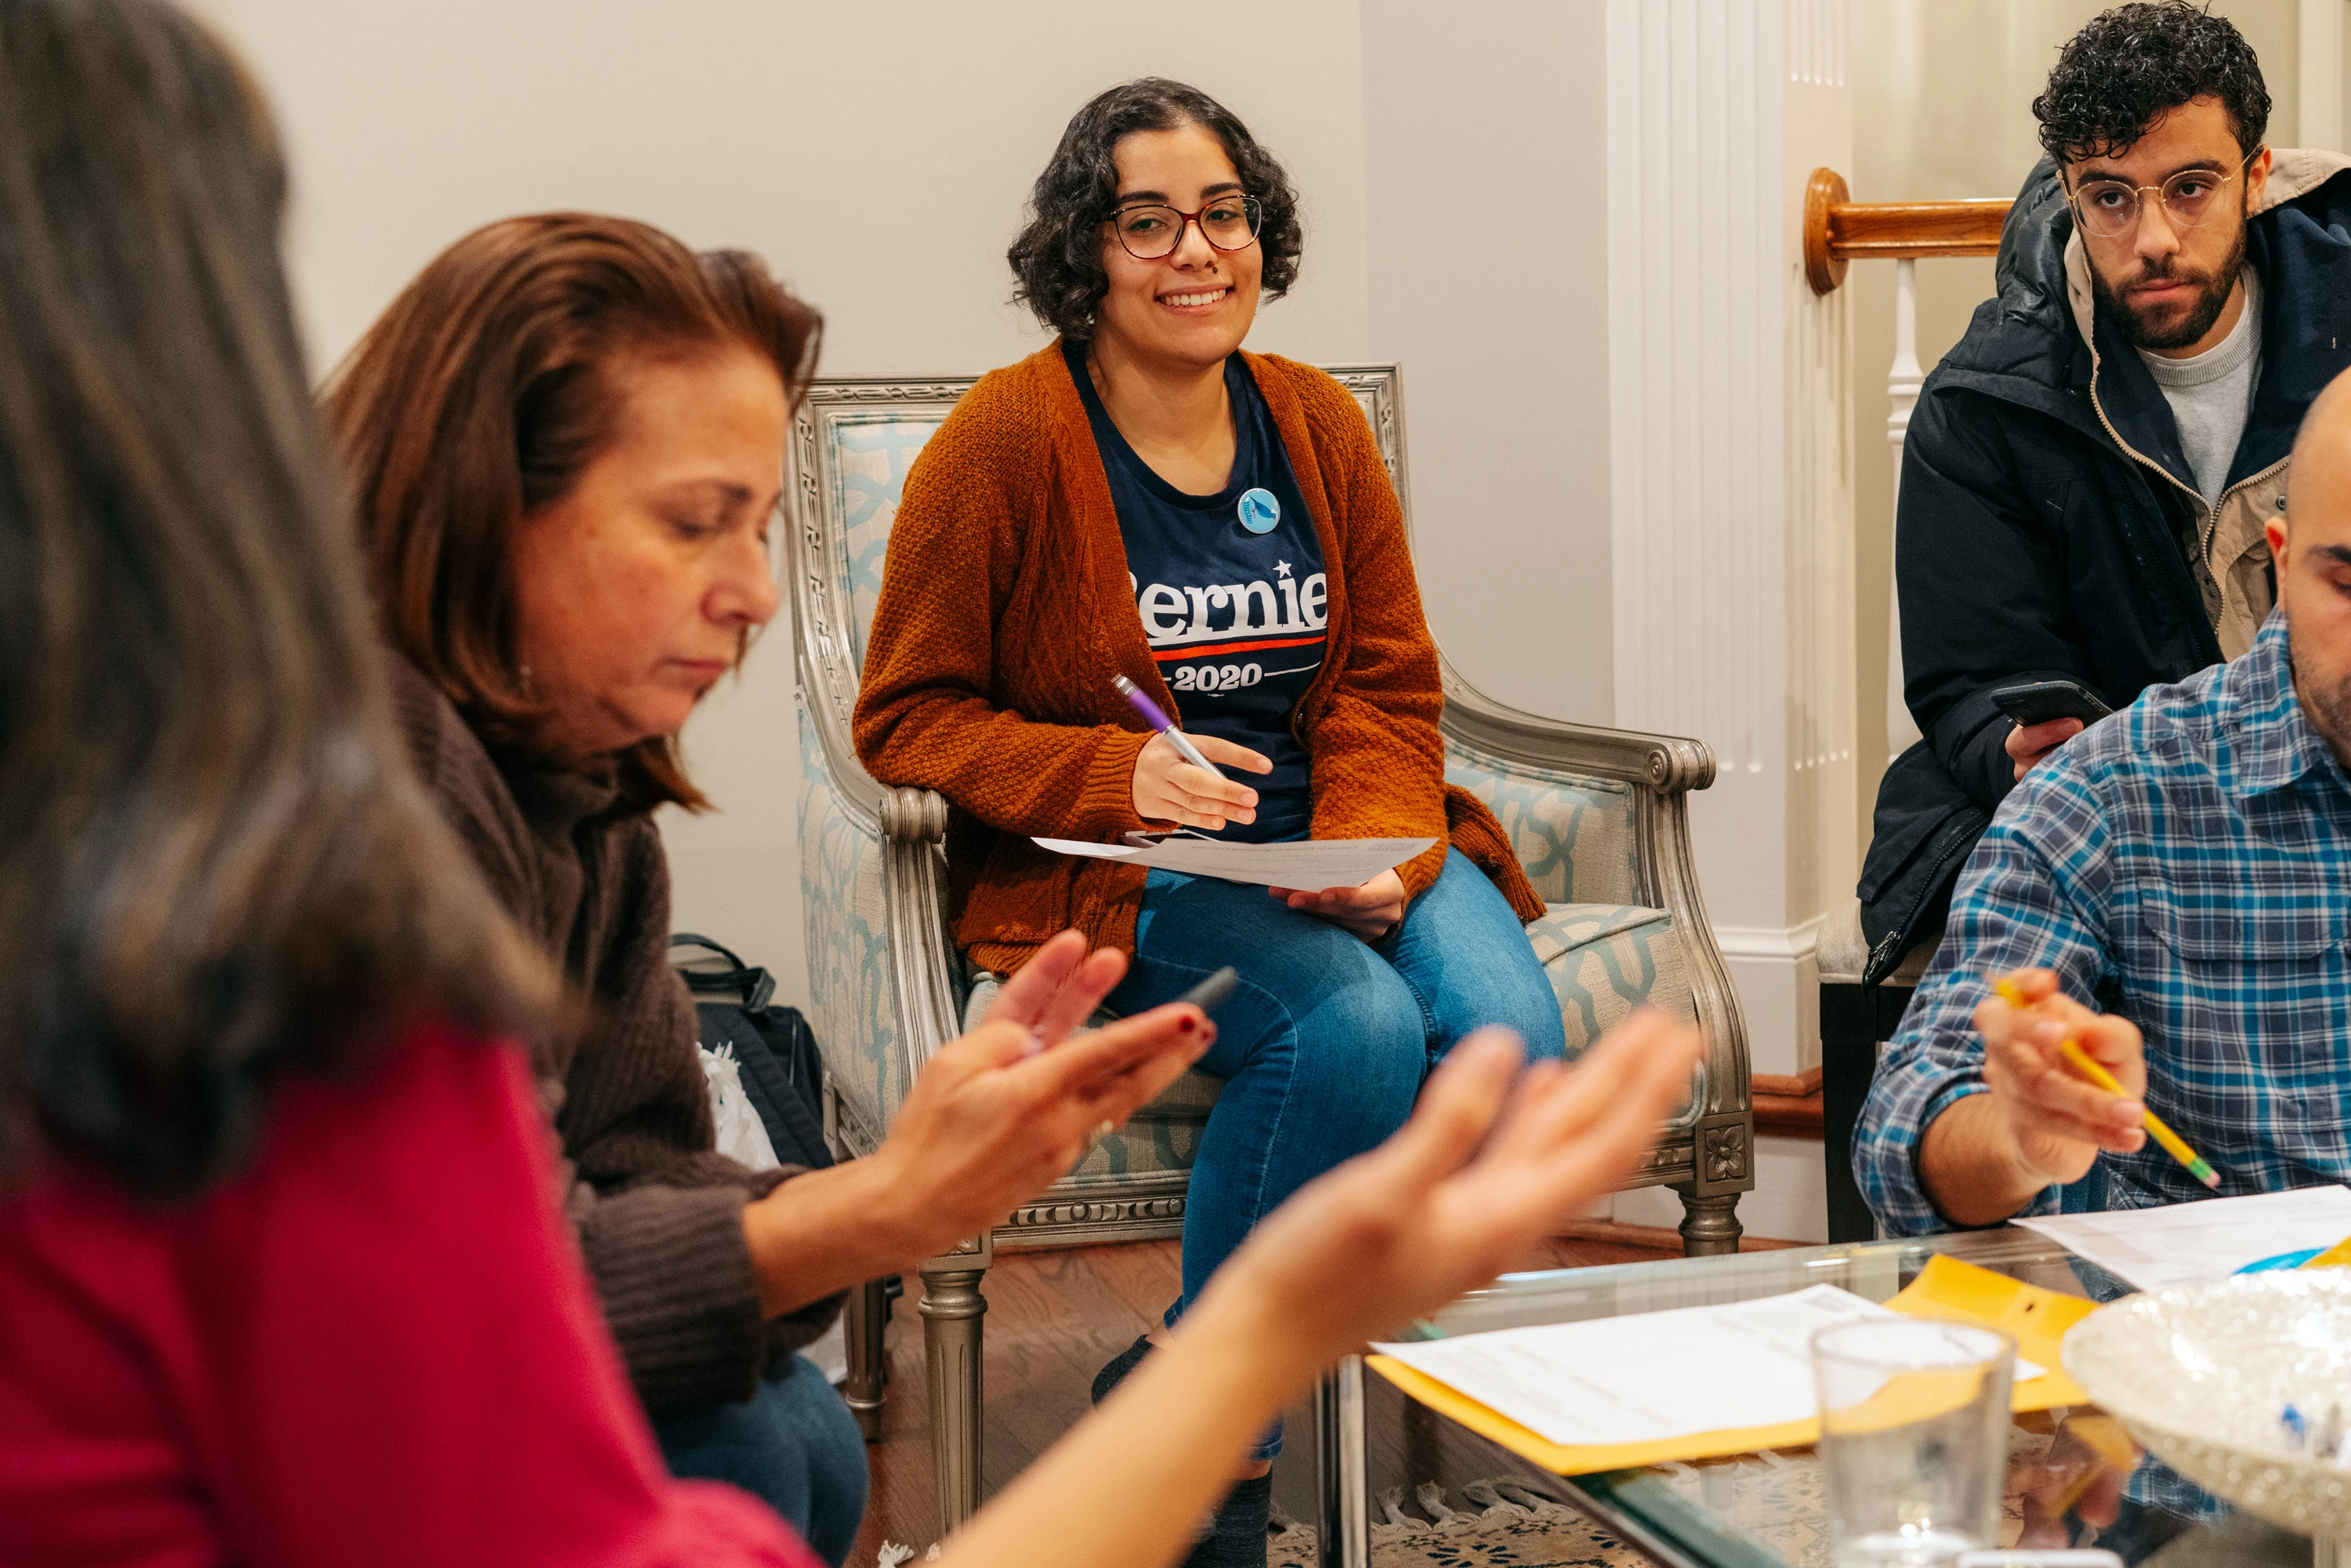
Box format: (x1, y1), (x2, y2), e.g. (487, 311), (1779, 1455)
(1857, 372), (2351, 1236)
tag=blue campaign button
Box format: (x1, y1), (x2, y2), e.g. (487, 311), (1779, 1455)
(1237, 487), (1281, 534)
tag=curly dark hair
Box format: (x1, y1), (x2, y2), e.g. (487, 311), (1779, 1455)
(2032, 2), (2269, 165)
(1009, 78), (1302, 340)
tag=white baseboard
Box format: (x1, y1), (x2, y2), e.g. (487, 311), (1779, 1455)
(1710, 916), (1824, 1077)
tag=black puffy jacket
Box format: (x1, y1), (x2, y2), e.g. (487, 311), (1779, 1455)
(1857, 149), (2351, 981)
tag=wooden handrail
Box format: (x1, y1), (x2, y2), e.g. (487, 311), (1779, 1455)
(1802, 167), (2012, 294)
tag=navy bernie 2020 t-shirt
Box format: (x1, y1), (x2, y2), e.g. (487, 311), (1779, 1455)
(1065, 339), (1328, 843)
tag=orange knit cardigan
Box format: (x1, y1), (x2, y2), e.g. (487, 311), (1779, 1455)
(852, 342), (1541, 975)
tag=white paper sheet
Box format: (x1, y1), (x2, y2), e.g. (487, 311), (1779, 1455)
(1372, 1284), (2042, 1449)
(1031, 834), (1436, 890)
(2010, 1184), (2351, 1291)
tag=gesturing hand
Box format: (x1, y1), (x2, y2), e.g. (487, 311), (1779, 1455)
(980, 928), (1131, 1039)
(1269, 869), (1404, 943)
(1974, 966), (2146, 1187)
(1193, 1010), (1702, 1371)
(870, 932), (1214, 1256)
(2008, 717), (2085, 780)
(1132, 730), (1272, 831)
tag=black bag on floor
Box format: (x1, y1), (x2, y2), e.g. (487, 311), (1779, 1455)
(669, 933), (833, 1171)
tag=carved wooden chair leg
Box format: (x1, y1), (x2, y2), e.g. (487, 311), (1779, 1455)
(1675, 1188), (1744, 1256)
(842, 1275), (888, 1442)
(921, 1235), (992, 1536)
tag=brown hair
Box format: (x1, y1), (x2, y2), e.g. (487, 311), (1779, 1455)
(322, 213), (823, 810)
(0, 0), (551, 1197)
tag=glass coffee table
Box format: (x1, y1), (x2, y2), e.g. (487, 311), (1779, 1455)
(1311, 1229), (2314, 1568)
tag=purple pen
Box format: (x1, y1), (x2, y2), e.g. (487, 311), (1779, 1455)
(1111, 674), (1226, 779)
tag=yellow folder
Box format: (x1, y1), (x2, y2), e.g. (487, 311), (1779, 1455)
(1366, 1254), (2099, 1476)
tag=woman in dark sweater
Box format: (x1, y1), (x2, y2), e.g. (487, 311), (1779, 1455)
(326, 213), (1217, 1559)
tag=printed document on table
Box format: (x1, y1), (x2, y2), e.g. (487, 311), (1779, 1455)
(2011, 1184), (2351, 1291)
(1371, 1284), (2044, 1450)
(1031, 834), (1436, 890)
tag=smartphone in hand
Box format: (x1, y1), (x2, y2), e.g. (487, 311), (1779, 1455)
(1991, 679), (2114, 729)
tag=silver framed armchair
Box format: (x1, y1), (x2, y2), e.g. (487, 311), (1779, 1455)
(785, 364), (1753, 1534)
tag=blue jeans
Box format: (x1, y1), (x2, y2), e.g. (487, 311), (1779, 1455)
(651, 1353), (868, 1566)
(1106, 849), (1565, 1456)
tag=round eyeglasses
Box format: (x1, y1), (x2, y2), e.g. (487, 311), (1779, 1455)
(2067, 147), (2262, 240)
(1107, 194), (1263, 261)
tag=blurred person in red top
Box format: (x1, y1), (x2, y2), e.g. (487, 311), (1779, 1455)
(0, 2), (815, 1562)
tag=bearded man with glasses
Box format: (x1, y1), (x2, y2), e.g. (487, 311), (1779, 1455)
(1856, 1), (2351, 983)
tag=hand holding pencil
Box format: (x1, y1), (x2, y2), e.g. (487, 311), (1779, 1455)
(1970, 969), (2170, 1191)
(1986, 971), (2219, 1188)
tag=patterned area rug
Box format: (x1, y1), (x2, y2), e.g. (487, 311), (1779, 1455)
(1268, 1478), (1645, 1568)
(1266, 1458), (1837, 1568)
(876, 1478), (1636, 1568)
(878, 1468), (1795, 1567)
(877, 1441), (2062, 1566)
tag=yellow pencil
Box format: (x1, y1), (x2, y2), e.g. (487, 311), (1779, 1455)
(1991, 977), (2220, 1189)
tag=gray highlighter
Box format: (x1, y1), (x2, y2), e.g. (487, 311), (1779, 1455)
(1178, 966), (1239, 1016)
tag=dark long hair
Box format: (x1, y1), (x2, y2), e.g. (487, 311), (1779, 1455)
(0, 0), (550, 1198)
(322, 215), (823, 813)
(1008, 78), (1304, 341)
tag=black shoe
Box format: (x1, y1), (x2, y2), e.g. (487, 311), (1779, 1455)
(1181, 1472), (1272, 1568)
(1090, 1332), (1155, 1405)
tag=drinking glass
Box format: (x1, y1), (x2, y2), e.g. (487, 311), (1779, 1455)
(1812, 1318), (2016, 1568)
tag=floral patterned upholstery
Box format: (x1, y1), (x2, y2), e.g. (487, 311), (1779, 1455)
(822, 414), (936, 670)
(796, 707), (900, 1156)
(1445, 741), (1641, 907)
(1527, 903), (1695, 1042)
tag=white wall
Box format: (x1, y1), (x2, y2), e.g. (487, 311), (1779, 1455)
(194, 0), (1376, 1005)
(1359, 0), (1615, 722)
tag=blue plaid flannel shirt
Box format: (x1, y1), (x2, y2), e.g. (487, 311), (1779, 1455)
(1857, 613), (2351, 1236)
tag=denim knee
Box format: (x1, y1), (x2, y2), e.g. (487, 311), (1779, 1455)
(1273, 957), (1430, 1107)
(1480, 962), (1567, 1063)
(653, 1353), (868, 1567)
(1386, 850), (1567, 1063)
(777, 1357), (868, 1566)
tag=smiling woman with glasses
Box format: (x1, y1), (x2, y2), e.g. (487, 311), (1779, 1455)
(852, 77), (1568, 1568)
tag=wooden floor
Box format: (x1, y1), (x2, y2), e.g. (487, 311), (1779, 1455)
(849, 1230), (1684, 1566)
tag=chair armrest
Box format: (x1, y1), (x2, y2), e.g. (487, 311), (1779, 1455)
(1442, 663), (1753, 1197)
(1442, 666), (1714, 795)
(878, 784), (950, 845)
(874, 785), (963, 1088)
